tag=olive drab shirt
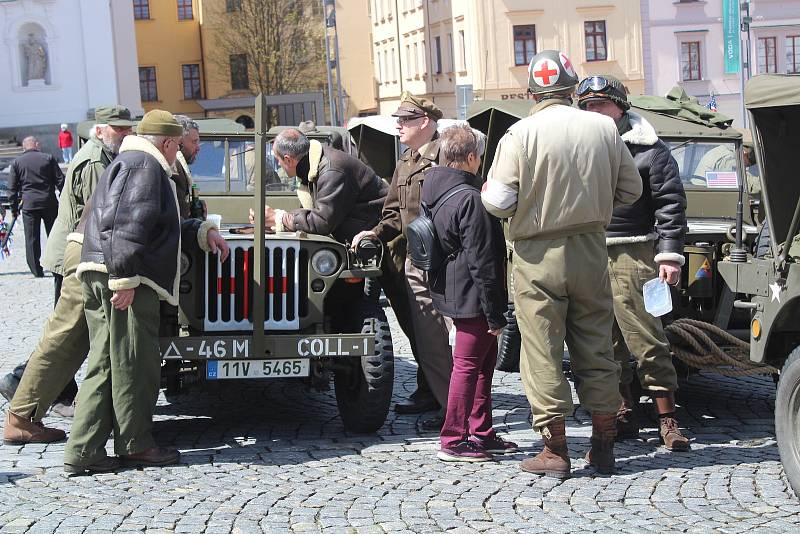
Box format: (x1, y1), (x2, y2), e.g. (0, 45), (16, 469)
(373, 137), (440, 244)
(42, 137), (114, 275)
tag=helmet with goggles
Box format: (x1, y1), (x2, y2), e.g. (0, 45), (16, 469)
(577, 75), (630, 110)
(527, 50), (579, 96)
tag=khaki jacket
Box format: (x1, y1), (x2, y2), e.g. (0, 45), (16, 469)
(373, 136), (440, 243)
(42, 137), (114, 275)
(482, 99), (642, 242)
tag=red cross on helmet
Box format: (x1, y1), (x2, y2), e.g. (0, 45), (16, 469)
(527, 50), (579, 96)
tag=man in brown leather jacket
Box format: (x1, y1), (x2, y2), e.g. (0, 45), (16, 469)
(353, 92), (453, 424)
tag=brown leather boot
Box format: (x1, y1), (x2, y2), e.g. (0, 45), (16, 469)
(520, 418), (570, 479)
(653, 392), (691, 452)
(3, 411), (66, 445)
(585, 412), (617, 475)
(616, 383), (639, 440)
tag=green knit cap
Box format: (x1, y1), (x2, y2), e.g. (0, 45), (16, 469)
(137, 110), (183, 137)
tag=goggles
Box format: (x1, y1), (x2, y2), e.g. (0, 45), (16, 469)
(577, 76), (612, 97)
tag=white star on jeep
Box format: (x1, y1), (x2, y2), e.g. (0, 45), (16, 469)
(770, 282), (782, 303)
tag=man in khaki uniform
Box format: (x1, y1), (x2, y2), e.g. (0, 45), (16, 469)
(577, 75), (690, 452)
(2, 106), (135, 445)
(353, 92), (452, 424)
(482, 50), (642, 478)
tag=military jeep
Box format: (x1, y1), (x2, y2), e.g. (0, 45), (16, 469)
(716, 74), (800, 495)
(152, 105), (394, 434)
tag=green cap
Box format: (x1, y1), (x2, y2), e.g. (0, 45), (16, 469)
(94, 105), (136, 127)
(136, 109), (183, 137)
(392, 91), (443, 121)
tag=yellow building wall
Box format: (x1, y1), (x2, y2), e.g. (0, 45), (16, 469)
(337, 0), (378, 118)
(135, 0), (204, 116)
(197, 0), (238, 101)
(368, 0), (644, 118)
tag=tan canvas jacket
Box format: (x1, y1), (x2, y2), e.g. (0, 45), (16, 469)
(481, 99), (642, 242)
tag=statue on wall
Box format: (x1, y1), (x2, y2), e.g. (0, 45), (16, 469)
(21, 33), (48, 84)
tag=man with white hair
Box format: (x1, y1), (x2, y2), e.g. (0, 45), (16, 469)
(173, 115), (201, 218)
(1, 106), (134, 441)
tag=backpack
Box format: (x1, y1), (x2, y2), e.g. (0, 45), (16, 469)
(407, 186), (473, 272)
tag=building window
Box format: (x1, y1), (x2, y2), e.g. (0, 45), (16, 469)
(391, 47), (397, 81)
(413, 42), (419, 77)
(139, 66), (158, 102)
(405, 45), (412, 78)
(178, 0), (193, 20)
(513, 25), (536, 66)
(421, 40), (426, 75)
(585, 20), (607, 61)
(133, 0), (150, 20)
(787, 36), (800, 73)
(226, 0), (242, 11)
(182, 64), (201, 99)
(680, 41), (702, 81)
(458, 30), (466, 71)
(434, 36), (442, 74)
(230, 54), (249, 90)
(447, 33), (454, 72)
(757, 36), (777, 73)
(383, 49), (389, 82)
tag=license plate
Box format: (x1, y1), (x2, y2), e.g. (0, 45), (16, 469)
(206, 359), (309, 380)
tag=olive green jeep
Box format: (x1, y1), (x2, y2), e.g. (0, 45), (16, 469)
(82, 111), (396, 433)
(716, 74), (800, 495)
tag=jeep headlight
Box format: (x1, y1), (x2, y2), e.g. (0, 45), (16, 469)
(311, 249), (339, 276)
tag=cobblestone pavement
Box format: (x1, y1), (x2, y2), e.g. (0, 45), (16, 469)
(1, 223), (799, 533)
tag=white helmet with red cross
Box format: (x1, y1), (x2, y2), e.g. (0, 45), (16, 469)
(527, 50), (578, 95)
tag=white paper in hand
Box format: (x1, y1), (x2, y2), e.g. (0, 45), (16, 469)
(643, 278), (672, 317)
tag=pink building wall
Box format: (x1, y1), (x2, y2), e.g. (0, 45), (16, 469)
(642, 0), (800, 127)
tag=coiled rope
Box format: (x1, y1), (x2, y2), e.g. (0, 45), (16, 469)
(664, 318), (779, 377)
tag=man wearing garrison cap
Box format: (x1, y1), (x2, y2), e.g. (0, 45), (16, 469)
(352, 92), (453, 427)
(64, 110), (229, 475)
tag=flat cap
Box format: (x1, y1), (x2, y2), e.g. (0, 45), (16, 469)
(136, 110), (183, 137)
(94, 105), (136, 127)
(392, 91), (443, 121)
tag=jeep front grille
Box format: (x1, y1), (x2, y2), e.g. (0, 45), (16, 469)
(205, 240), (308, 331)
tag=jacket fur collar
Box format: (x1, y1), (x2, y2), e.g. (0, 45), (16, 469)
(306, 140), (324, 183)
(621, 111), (659, 147)
(120, 135), (174, 175)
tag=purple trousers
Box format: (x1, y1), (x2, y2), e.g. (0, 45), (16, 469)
(440, 315), (498, 448)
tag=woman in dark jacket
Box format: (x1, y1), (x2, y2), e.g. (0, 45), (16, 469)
(420, 124), (514, 462)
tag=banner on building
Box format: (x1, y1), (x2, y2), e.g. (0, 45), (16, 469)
(723, 0), (740, 74)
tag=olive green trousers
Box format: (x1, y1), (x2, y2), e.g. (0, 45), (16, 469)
(64, 271), (161, 465)
(513, 233), (621, 428)
(608, 241), (678, 392)
(11, 240), (89, 420)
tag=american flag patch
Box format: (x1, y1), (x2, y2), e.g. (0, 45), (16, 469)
(706, 171), (738, 188)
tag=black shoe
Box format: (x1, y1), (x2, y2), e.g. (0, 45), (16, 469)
(395, 397), (439, 414)
(420, 412), (445, 431)
(0, 373), (20, 403)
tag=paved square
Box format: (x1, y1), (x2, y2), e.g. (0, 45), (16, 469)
(1, 223), (798, 533)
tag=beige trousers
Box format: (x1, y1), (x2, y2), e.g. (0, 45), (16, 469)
(514, 233), (622, 428)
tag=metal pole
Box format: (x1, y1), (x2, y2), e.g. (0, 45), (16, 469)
(252, 93), (267, 358)
(322, 1), (337, 126)
(739, 1), (752, 128)
(333, 28), (345, 125)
